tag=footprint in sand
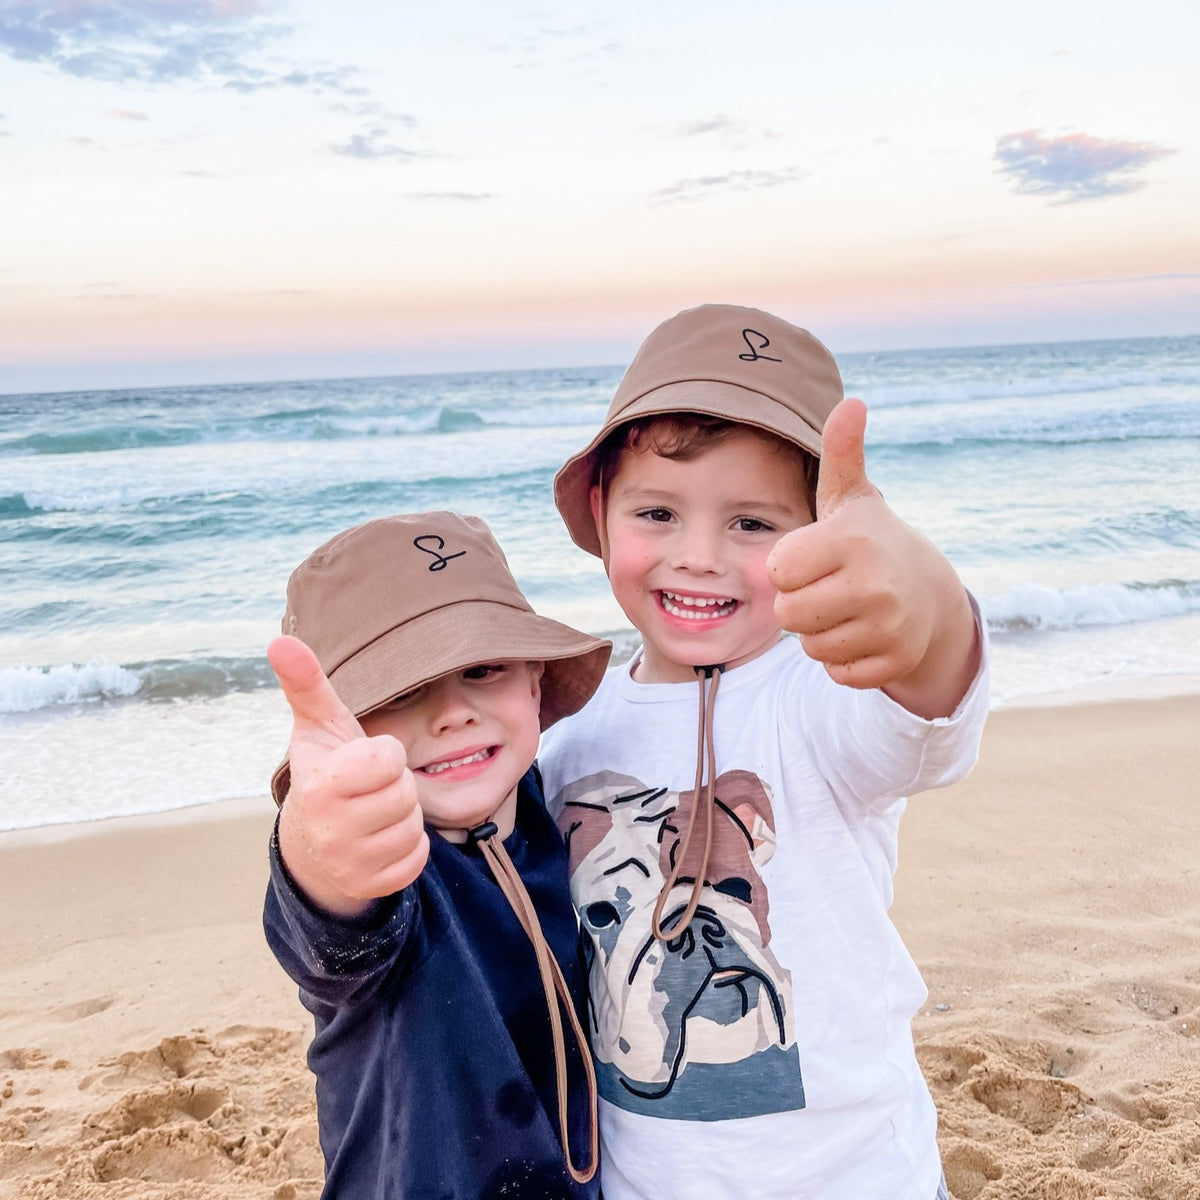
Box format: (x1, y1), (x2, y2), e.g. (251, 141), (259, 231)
(1120, 982), (1190, 1021)
(82, 1033), (218, 1090)
(85, 1081), (232, 1138)
(940, 1139), (1004, 1200)
(50, 995), (114, 1022)
(0, 1049), (48, 1072)
(93, 1124), (238, 1183)
(1100, 1080), (1176, 1128)
(1069, 1109), (1137, 1172)
(969, 1064), (1085, 1134)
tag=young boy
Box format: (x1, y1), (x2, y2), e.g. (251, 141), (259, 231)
(540, 303), (988, 1200)
(262, 511), (611, 1199)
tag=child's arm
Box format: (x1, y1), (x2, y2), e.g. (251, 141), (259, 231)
(767, 398), (981, 721)
(267, 635), (430, 917)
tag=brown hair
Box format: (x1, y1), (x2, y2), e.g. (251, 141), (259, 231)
(594, 414), (819, 513)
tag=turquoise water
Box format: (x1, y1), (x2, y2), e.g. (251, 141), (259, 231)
(2, 335), (1198, 829)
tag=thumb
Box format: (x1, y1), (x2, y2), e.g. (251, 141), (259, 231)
(268, 634), (363, 744)
(816, 397), (873, 519)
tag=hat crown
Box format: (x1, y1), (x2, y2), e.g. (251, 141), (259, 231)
(283, 512), (531, 680)
(610, 303), (843, 428)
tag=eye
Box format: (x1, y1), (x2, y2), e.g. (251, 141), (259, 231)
(636, 507), (674, 524)
(381, 686), (421, 710)
(712, 877), (752, 904)
(463, 664), (505, 682)
(734, 517), (774, 534)
(585, 901), (621, 928)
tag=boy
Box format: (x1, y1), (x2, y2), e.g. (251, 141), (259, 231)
(263, 511), (611, 1199)
(540, 304), (988, 1200)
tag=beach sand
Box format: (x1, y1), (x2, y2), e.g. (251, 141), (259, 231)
(2, 694), (1198, 1199)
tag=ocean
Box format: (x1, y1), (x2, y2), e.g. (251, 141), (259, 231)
(3, 334), (1198, 831)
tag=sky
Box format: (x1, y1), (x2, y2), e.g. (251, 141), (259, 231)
(2, 0), (1198, 393)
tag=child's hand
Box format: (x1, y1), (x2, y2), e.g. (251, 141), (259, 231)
(268, 635), (430, 917)
(767, 398), (979, 719)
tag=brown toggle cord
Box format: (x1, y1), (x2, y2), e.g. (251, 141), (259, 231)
(650, 663), (724, 941)
(470, 822), (599, 1185)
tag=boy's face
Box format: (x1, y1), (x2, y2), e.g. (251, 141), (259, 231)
(594, 428), (814, 684)
(359, 661), (544, 841)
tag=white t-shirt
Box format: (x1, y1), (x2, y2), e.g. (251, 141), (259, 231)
(539, 633), (989, 1200)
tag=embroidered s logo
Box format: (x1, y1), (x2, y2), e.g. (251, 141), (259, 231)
(739, 328), (782, 363)
(413, 534), (467, 571)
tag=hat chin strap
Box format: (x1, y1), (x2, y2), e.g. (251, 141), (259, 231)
(469, 822), (599, 1185)
(651, 662), (724, 941)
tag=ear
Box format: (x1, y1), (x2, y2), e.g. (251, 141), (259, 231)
(527, 660), (545, 703)
(589, 484), (611, 567)
(589, 483), (603, 526)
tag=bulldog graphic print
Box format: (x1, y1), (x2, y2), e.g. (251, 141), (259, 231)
(554, 769), (804, 1120)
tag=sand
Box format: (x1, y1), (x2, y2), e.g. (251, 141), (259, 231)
(1, 693), (1198, 1199)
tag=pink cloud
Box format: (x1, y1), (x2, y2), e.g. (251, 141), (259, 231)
(994, 129), (1174, 203)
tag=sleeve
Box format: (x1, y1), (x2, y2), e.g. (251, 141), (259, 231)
(790, 594), (991, 815)
(262, 817), (419, 1008)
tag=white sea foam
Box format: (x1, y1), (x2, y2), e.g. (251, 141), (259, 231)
(0, 662), (142, 713)
(982, 580), (1200, 633)
(0, 689), (289, 830)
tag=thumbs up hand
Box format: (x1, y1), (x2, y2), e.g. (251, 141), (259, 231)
(767, 399), (979, 719)
(268, 635), (429, 916)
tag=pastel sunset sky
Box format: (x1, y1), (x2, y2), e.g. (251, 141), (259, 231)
(2, 0), (1197, 392)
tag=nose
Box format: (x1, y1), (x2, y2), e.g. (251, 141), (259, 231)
(424, 677), (478, 734)
(668, 521), (722, 574)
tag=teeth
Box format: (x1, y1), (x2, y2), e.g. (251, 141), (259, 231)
(422, 749), (490, 774)
(661, 591), (735, 619)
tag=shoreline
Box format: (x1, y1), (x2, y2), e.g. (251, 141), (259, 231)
(2, 690), (1198, 1199)
(991, 669), (1200, 709)
(5, 669), (1200, 841)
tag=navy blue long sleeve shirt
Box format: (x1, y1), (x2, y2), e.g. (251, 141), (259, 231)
(264, 769), (599, 1200)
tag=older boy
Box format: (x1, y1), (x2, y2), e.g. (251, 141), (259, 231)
(263, 512), (610, 1199)
(540, 304), (987, 1200)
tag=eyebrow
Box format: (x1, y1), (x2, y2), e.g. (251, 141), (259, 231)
(613, 486), (680, 505)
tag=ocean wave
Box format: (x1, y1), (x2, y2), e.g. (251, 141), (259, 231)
(868, 404), (1200, 449)
(852, 364), (1200, 410)
(2, 457), (560, 521)
(982, 579), (1200, 634)
(895, 428), (1198, 451)
(0, 655), (276, 714)
(0, 492), (43, 517)
(0, 427), (183, 456)
(1026, 510), (1200, 558)
(0, 402), (609, 456)
(3, 585), (1196, 717)
(0, 662), (142, 713)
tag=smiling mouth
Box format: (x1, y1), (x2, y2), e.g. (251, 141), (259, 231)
(659, 591), (737, 620)
(419, 747), (495, 775)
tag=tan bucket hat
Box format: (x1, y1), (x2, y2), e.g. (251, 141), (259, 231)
(554, 303), (844, 556)
(270, 511), (611, 804)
